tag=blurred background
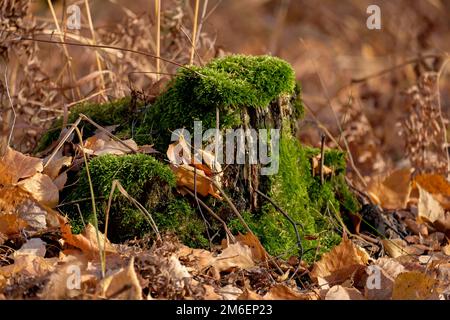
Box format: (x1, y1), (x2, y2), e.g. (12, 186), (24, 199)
(1, 0), (449, 187)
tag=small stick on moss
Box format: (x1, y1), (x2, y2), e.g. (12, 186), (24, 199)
(254, 189), (304, 279)
(79, 113), (138, 153)
(204, 178), (254, 236)
(320, 134), (325, 185)
(182, 187), (236, 243)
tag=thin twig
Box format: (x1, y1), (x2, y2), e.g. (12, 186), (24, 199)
(182, 187), (236, 243)
(79, 113), (138, 153)
(13, 36), (202, 75)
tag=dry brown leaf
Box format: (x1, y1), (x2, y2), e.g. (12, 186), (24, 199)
(235, 233), (268, 263)
(98, 257), (142, 300)
(311, 155), (333, 177)
(382, 239), (411, 258)
(39, 255), (88, 300)
(212, 242), (255, 273)
(14, 238), (46, 258)
(367, 168), (412, 209)
(83, 136), (138, 156)
(0, 146), (43, 185)
(414, 174), (450, 209)
(59, 219), (116, 258)
(443, 243), (450, 256)
(176, 245), (215, 271)
(237, 289), (264, 300)
(417, 184), (450, 235)
(0, 254), (57, 279)
(203, 285), (223, 300)
(364, 265), (396, 300)
(43, 154), (72, 180)
(53, 172), (68, 191)
(217, 285), (243, 300)
(171, 164), (221, 199)
(263, 284), (317, 300)
(0, 214), (28, 237)
(0, 186), (60, 234)
(166, 135), (191, 165)
(375, 257), (406, 279)
(325, 285), (365, 300)
(311, 234), (369, 284)
(167, 136), (222, 199)
(392, 271), (437, 300)
(417, 185), (445, 224)
(18, 173), (59, 208)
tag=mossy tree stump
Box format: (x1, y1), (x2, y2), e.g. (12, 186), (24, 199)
(39, 55), (359, 260)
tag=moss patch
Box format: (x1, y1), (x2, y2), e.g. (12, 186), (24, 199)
(229, 136), (359, 261)
(62, 153), (208, 246)
(136, 54), (297, 148)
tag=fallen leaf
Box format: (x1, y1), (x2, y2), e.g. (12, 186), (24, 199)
(311, 155), (333, 177)
(263, 284), (317, 300)
(417, 184), (450, 235)
(176, 245), (215, 271)
(443, 244), (450, 256)
(0, 214), (28, 237)
(325, 285), (365, 300)
(392, 271), (437, 300)
(39, 255), (88, 300)
(167, 136), (222, 199)
(98, 257), (142, 300)
(0, 146), (43, 185)
(18, 173), (59, 207)
(311, 234), (369, 285)
(217, 285), (242, 300)
(203, 285), (223, 300)
(382, 239), (411, 258)
(375, 257), (406, 279)
(59, 220), (116, 258)
(53, 172), (68, 191)
(364, 264), (396, 300)
(171, 164), (221, 199)
(417, 185), (445, 224)
(43, 153), (72, 180)
(13, 238), (46, 258)
(237, 289), (263, 300)
(367, 168), (412, 209)
(235, 233), (268, 263)
(414, 174), (450, 209)
(212, 242), (255, 273)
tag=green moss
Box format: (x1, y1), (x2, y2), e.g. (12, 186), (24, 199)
(229, 136), (359, 262)
(136, 55), (297, 147)
(62, 153), (208, 246)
